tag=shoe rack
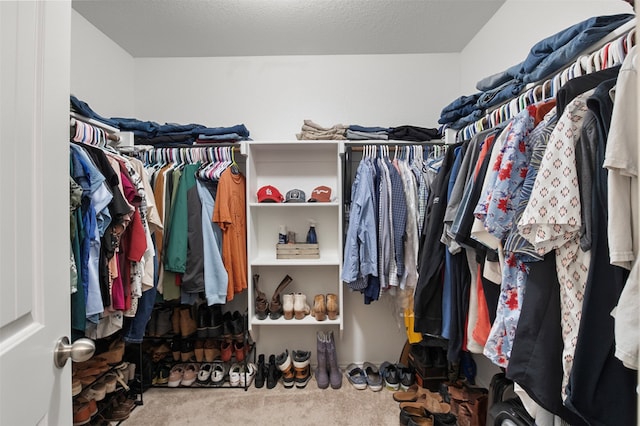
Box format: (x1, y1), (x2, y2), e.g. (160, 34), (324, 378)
(244, 140), (344, 338)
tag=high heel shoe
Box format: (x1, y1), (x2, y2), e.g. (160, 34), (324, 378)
(254, 274), (269, 320)
(269, 275), (293, 320)
(326, 293), (339, 320)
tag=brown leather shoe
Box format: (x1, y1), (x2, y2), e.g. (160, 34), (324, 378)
(269, 275), (293, 319)
(326, 293), (339, 320)
(72, 401), (91, 426)
(253, 274), (269, 320)
(312, 294), (327, 321)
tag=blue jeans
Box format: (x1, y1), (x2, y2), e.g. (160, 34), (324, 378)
(476, 81), (525, 110)
(440, 92), (482, 114)
(520, 13), (633, 84)
(195, 124), (250, 138)
(348, 125), (390, 132)
(70, 95), (120, 128)
(438, 103), (480, 125)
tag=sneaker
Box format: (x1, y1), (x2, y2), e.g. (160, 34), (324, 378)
(181, 363), (199, 387)
(167, 364), (184, 387)
(380, 361), (400, 391)
(363, 362), (383, 392)
(240, 363), (257, 388)
(229, 363), (242, 387)
(210, 361), (227, 387)
(197, 363), (213, 385)
(397, 363), (415, 391)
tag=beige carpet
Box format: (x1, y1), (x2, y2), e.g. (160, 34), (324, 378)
(124, 377), (401, 425)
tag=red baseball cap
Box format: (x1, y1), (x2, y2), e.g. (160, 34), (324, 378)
(257, 185), (284, 203)
(308, 186), (332, 202)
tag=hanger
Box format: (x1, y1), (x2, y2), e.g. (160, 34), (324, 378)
(230, 146), (240, 175)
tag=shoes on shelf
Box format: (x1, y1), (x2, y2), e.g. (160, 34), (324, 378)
(293, 350), (312, 388)
(399, 405), (433, 426)
(220, 341), (233, 362)
(240, 362), (257, 388)
(210, 361), (227, 387)
(229, 363), (242, 387)
(282, 293), (295, 320)
(234, 341), (246, 362)
(293, 293), (311, 320)
(276, 349), (295, 388)
(152, 364), (171, 386)
(253, 274), (269, 320)
(194, 339), (204, 362)
(167, 364), (185, 388)
(230, 311), (245, 342)
(363, 362), (383, 392)
(208, 304), (224, 338)
(203, 338), (220, 362)
(72, 400), (92, 426)
(170, 337), (181, 362)
(311, 294), (327, 321)
(196, 303), (211, 339)
(181, 363), (199, 387)
(326, 293), (339, 320)
(269, 275), (293, 320)
(179, 305), (197, 338)
(197, 363), (213, 385)
(180, 339), (195, 362)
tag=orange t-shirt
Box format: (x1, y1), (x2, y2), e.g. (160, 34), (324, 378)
(213, 168), (247, 301)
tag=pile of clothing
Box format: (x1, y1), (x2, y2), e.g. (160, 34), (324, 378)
(297, 120), (440, 142)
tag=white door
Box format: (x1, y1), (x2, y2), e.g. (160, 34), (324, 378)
(0, 2), (73, 425)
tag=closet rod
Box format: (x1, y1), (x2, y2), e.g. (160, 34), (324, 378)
(70, 111), (120, 133)
(345, 141), (445, 149)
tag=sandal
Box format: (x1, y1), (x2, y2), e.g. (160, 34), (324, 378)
(393, 384), (443, 403)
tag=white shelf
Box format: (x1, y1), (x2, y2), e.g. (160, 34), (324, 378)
(251, 315), (341, 326)
(250, 256), (341, 266)
(245, 140), (344, 334)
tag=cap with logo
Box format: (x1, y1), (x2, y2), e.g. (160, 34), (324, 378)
(285, 189), (306, 203)
(257, 185), (284, 203)
(308, 186), (332, 202)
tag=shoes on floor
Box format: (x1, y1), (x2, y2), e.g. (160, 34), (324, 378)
(345, 363), (367, 390)
(240, 362), (257, 388)
(293, 350), (312, 388)
(362, 362), (383, 392)
(276, 349), (295, 388)
(197, 363), (213, 385)
(255, 354), (266, 388)
(266, 354), (280, 389)
(380, 361), (400, 391)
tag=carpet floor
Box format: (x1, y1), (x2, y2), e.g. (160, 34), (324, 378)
(124, 377), (401, 425)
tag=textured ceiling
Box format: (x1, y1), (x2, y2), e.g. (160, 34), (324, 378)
(72, 0), (506, 57)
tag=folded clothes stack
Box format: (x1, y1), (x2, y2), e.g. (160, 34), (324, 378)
(296, 119), (348, 140)
(70, 95), (251, 146)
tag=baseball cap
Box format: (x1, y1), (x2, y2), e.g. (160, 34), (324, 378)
(308, 186), (332, 202)
(285, 189), (306, 203)
(257, 185), (284, 203)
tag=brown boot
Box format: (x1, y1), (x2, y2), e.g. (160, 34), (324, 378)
(180, 305), (197, 338)
(326, 293), (339, 320)
(269, 275), (293, 320)
(312, 294), (327, 321)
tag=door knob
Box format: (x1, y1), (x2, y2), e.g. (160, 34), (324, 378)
(53, 336), (95, 368)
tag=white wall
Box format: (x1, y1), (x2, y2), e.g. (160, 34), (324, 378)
(70, 10), (135, 117)
(459, 0), (634, 94)
(133, 54), (458, 139)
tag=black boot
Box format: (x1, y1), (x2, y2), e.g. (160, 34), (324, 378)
(254, 354), (266, 388)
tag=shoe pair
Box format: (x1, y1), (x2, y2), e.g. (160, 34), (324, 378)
(197, 361), (227, 386)
(345, 362), (383, 391)
(167, 363), (199, 387)
(275, 349), (311, 388)
(229, 362), (257, 387)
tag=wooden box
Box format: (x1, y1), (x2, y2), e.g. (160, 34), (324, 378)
(276, 243), (320, 259)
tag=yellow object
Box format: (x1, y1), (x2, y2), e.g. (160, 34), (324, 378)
(404, 308), (423, 344)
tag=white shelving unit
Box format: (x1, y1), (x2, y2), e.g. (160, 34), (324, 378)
(244, 141), (344, 337)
